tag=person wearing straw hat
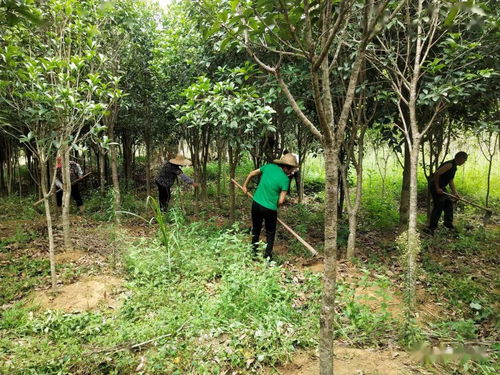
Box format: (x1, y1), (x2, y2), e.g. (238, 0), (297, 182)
(283, 149), (300, 197)
(155, 154), (198, 211)
(242, 153), (298, 260)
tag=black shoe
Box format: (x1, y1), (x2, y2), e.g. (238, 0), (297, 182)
(444, 224), (457, 232)
(423, 227), (435, 236)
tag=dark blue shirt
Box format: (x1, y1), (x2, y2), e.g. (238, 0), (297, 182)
(155, 162), (193, 188)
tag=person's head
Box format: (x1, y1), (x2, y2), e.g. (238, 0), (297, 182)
(283, 149), (290, 155)
(454, 151), (468, 166)
(273, 153), (298, 175)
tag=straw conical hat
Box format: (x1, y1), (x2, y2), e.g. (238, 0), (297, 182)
(273, 153), (298, 167)
(169, 154), (192, 166)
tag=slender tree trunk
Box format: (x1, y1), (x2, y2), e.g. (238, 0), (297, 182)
(0, 161), (5, 195)
(145, 131), (151, 197)
(405, 143), (421, 313)
(346, 159), (364, 259)
(399, 142), (411, 226)
(99, 148), (106, 196)
(319, 146), (338, 375)
(107, 103), (121, 224)
(228, 146), (237, 223)
(16, 151), (22, 199)
(122, 131), (133, 189)
(109, 138), (121, 223)
(40, 157), (57, 289)
(6, 141), (13, 195)
(61, 145), (73, 251)
(216, 142), (224, 208)
(486, 155), (492, 207)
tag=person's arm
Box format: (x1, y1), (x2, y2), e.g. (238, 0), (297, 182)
(75, 163), (83, 177)
(449, 180), (459, 198)
(177, 170), (198, 188)
(433, 163), (453, 194)
(242, 169), (262, 195)
(278, 190), (288, 206)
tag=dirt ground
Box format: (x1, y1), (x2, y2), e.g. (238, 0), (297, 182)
(31, 275), (123, 312)
(295, 258), (443, 324)
(266, 347), (428, 375)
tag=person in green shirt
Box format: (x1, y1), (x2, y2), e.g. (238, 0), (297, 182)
(242, 153), (298, 260)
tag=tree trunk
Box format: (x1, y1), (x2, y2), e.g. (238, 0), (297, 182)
(346, 156), (364, 259)
(5, 140), (13, 195)
(40, 156), (57, 289)
(216, 142), (224, 208)
(109, 139), (121, 224)
(319, 146), (338, 375)
(145, 131), (152, 197)
(122, 130), (133, 189)
(399, 142), (411, 226)
(0, 161), (5, 195)
(99, 148), (106, 196)
(16, 150), (22, 199)
(228, 145), (237, 223)
(486, 155), (492, 207)
(107, 104), (121, 224)
(61, 145), (73, 251)
(405, 143), (421, 314)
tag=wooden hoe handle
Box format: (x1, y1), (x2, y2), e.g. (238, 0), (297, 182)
(442, 192), (493, 214)
(231, 178), (318, 257)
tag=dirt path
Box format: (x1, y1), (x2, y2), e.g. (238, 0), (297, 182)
(266, 347), (428, 375)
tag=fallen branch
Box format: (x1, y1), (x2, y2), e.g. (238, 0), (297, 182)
(87, 319), (191, 355)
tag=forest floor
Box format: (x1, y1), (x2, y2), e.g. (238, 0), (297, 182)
(0, 191), (498, 374)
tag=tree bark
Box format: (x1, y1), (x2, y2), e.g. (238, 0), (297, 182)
(405, 143), (421, 312)
(145, 130), (152, 197)
(319, 146), (338, 375)
(99, 147), (106, 196)
(228, 145), (239, 223)
(216, 140), (225, 208)
(107, 103), (121, 224)
(40, 156), (57, 289)
(122, 130), (133, 189)
(346, 137), (365, 259)
(399, 142), (411, 226)
(61, 144), (73, 251)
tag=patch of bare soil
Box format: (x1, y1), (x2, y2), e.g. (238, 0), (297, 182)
(31, 276), (123, 312)
(266, 347), (426, 375)
(294, 261), (442, 323)
(55, 250), (86, 263)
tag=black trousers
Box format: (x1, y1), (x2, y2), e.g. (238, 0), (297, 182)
(56, 183), (83, 207)
(156, 182), (171, 211)
(251, 201), (278, 259)
(429, 187), (454, 229)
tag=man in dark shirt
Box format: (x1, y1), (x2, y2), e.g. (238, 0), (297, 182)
(426, 151), (468, 234)
(155, 154), (198, 211)
(55, 157), (84, 213)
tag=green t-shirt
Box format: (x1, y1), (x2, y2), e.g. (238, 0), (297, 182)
(253, 163), (290, 211)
